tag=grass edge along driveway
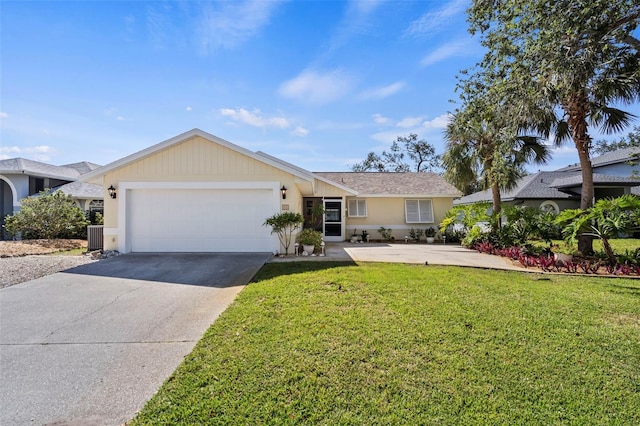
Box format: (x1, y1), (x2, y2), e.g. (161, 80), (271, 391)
(132, 262), (640, 425)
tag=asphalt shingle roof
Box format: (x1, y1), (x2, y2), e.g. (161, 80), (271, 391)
(0, 158), (83, 180)
(556, 147), (640, 171)
(550, 173), (640, 188)
(61, 161), (102, 175)
(457, 146), (640, 205)
(1, 157), (104, 199)
(455, 171), (581, 205)
(315, 172), (461, 196)
(51, 181), (104, 199)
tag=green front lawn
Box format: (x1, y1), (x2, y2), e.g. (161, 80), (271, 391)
(532, 238), (640, 254)
(133, 263), (640, 425)
(600, 238), (640, 254)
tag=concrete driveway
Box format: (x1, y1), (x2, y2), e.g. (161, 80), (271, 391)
(270, 242), (524, 271)
(0, 253), (271, 426)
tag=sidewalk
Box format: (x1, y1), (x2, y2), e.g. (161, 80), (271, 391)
(268, 242), (524, 271)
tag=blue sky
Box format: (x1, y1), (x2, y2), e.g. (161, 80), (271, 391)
(1, 0), (638, 172)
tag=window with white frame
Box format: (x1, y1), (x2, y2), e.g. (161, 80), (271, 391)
(539, 200), (559, 214)
(405, 199), (434, 223)
(348, 199), (367, 217)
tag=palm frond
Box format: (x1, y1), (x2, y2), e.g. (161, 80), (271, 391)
(590, 106), (637, 134)
(554, 120), (572, 144)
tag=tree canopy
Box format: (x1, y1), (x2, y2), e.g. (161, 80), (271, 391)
(462, 0), (640, 252)
(351, 134), (440, 173)
(467, 0), (640, 207)
(593, 125), (640, 154)
(443, 103), (550, 214)
(263, 211), (303, 256)
(5, 190), (89, 239)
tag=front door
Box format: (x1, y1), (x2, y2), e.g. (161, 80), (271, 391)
(323, 199), (343, 241)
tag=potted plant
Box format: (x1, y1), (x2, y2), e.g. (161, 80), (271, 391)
(409, 227), (424, 243)
(297, 228), (323, 255)
(425, 227), (436, 243)
(553, 241), (576, 263)
(378, 226), (395, 242)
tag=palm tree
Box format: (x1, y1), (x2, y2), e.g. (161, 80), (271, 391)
(556, 195), (640, 264)
(467, 0), (640, 254)
(443, 111), (550, 223)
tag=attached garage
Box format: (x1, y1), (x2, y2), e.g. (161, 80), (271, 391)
(125, 185), (277, 252)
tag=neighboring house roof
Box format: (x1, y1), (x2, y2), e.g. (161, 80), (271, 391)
(0, 158), (103, 201)
(61, 161), (102, 175)
(0, 158), (82, 180)
(51, 181), (104, 199)
(455, 171), (581, 205)
(557, 147), (640, 171)
(315, 172), (461, 197)
(550, 172), (640, 189)
(456, 146), (640, 206)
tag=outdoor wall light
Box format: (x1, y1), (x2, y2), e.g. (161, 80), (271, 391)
(108, 185), (117, 199)
(281, 185), (287, 199)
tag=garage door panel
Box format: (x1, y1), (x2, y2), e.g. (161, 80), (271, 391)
(128, 188), (275, 252)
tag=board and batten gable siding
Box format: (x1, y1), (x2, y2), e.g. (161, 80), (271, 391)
(101, 136), (302, 250)
(312, 179), (351, 198)
(105, 136), (295, 181)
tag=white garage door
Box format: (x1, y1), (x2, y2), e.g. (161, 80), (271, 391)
(128, 188), (275, 252)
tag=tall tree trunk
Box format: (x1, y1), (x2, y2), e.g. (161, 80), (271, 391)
(565, 92), (595, 254)
(485, 152), (502, 230)
(491, 183), (502, 229)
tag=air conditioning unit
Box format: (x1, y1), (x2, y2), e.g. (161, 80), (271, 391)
(87, 225), (104, 251)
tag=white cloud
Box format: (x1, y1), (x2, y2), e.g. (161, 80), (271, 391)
(324, 0), (384, 53)
(0, 112), (7, 118)
(420, 39), (474, 66)
(220, 107), (291, 129)
(352, 0), (383, 16)
(405, 0), (468, 37)
(358, 81), (405, 100)
(372, 113), (391, 125)
(396, 116), (423, 128)
(0, 145), (56, 162)
(291, 126), (309, 137)
(116, 116), (126, 121)
(371, 130), (402, 144)
(186, 106), (192, 111)
(279, 69), (355, 105)
(0, 146), (21, 154)
(32, 145), (54, 153)
(423, 114), (451, 129)
(146, 4), (174, 48)
(198, 0), (284, 52)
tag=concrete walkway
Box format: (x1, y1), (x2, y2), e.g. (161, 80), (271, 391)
(269, 242), (524, 271)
